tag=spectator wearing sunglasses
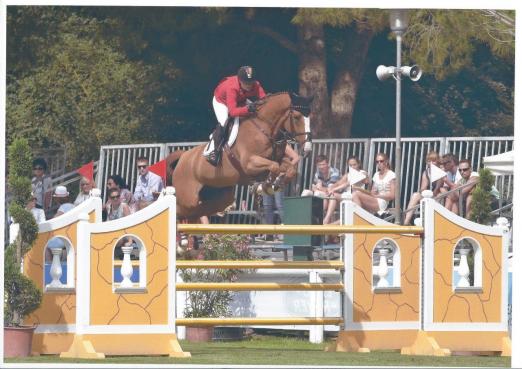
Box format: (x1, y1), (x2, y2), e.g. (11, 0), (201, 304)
(74, 176), (94, 206)
(351, 153), (396, 216)
(31, 158), (52, 212)
(444, 159), (479, 218)
(132, 157), (164, 210)
(107, 188), (131, 221)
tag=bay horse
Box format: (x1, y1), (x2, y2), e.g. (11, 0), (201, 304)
(169, 91), (313, 221)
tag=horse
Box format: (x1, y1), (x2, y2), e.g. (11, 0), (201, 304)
(169, 91), (313, 221)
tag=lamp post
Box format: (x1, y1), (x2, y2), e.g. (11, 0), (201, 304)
(376, 9), (422, 224)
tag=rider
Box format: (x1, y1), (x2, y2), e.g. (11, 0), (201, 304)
(204, 65), (267, 166)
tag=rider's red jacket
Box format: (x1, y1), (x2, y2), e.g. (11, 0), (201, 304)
(214, 76), (266, 117)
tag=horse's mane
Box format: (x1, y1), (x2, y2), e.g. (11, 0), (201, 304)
(259, 91), (290, 102)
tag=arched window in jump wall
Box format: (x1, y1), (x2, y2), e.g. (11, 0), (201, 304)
(44, 236), (75, 292)
(113, 235), (147, 293)
(453, 238), (482, 291)
(372, 238), (401, 292)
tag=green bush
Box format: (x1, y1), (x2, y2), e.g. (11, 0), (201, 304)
(469, 168), (495, 225)
(4, 138), (42, 326)
(180, 234), (253, 318)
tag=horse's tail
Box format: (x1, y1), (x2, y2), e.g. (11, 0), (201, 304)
(166, 150), (186, 186)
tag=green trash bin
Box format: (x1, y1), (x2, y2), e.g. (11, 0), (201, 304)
(283, 196), (323, 260)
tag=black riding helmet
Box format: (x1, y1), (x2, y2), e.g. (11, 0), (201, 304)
(237, 66), (256, 83)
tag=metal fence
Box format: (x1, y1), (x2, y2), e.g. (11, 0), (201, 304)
(94, 136), (513, 223)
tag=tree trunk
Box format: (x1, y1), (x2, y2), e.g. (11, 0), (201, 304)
(330, 28), (374, 138)
(296, 23), (330, 138)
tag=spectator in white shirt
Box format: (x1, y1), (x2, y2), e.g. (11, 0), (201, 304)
(53, 185), (75, 218)
(27, 192), (46, 224)
(133, 156), (164, 210)
(74, 176), (94, 206)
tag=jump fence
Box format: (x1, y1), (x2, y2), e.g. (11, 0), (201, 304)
(21, 187), (511, 358)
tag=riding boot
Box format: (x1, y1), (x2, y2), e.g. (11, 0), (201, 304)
(207, 124), (224, 166)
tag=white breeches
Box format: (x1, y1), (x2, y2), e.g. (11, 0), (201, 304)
(213, 97), (229, 127)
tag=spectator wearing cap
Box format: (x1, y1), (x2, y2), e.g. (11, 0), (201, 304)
(53, 185), (74, 218)
(27, 192), (46, 224)
(74, 176), (94, 206)
(31, 157), (52, 212)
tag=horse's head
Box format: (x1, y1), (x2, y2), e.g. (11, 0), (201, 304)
(288, 92), (313, 155)
(255, 91), (313, 156)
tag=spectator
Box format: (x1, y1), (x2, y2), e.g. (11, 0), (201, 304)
(106, 188), (131, 221)
(310, 155), (341, 224)
(325, 156), (369, 224)
(351, 153), (396, 216)
(444, 159), (479, 218)
(403, 151), (445, 225)
(27, 192), (46, 224)
(132, 157), (164, 210)
(53, 186), (74, 218)
(262, 145), (299, 240)
(74, 176), (94, 206)
(439, 153), (461, 202)
(106, 174), (134, 207)
(31, 158), (52, 212)
(328, 156), (369, 194)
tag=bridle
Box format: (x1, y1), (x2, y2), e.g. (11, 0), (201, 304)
(249, 92), (312, 158)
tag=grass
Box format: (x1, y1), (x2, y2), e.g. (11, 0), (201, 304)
(5, 335), (510, 367)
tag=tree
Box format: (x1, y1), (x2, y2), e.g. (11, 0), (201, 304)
(6, 7), (179, 168)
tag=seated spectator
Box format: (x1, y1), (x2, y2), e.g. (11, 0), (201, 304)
(403, 151), (445, 225)
(351, 153), (396, 216)
(439, 153), (461, 200)
(31, 158), (52, 213)
(106, 188), (131, 221)
(53, 186), (74, 218)
(106, 174), (134, 208)
(325, 156), (369, 224)
(328, 156), (369, 194)
(133, 156), (164, 211)
(310, 154), (341, 224)
(27, 192), (46, 224)
(74, 176), (94, 206)
(444, 159), (479, 218)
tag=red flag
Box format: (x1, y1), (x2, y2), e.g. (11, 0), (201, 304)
(76, 161), (94, 182)
(149, 159), (167, 184)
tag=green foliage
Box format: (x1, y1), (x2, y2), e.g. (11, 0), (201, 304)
(4, 247), (43, 326)
(7, 7), (179, 168)
(180, 234), (253, 318)
(7, 137), (33, 178)
(5, 139), (42, 326)
(469, 168), (495, 225)
(8, 203), (39, 257)
(405, 10), (514, 80)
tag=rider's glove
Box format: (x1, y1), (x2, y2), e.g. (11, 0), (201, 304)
(247, 101), (258, 113)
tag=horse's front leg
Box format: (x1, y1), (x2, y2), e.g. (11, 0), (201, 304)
(244, 155), (280, 178)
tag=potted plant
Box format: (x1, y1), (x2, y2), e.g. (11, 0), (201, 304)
(179, 233), (253, 342)
(4, 138), (42, 357)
